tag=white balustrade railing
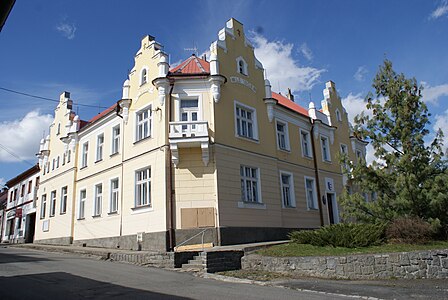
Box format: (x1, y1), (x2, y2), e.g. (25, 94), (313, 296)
(169, 121), (208, 139)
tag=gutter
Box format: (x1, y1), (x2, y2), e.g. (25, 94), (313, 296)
(310, 121), (325, 226)
(167, 79), (175, 251)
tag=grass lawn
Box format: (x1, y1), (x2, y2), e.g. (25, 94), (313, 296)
(257, 241), (448, 257)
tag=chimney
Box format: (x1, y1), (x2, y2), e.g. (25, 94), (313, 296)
(286, 88), (294, 101)
(201, 54), (207, 61)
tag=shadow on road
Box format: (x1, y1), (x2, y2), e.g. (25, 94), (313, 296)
(0, 271), (192, 299)
(0, 250), (53, 264)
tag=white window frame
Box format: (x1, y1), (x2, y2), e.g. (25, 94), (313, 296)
(236, 56), (248, 76)
(40, 194), (46, 219)
(96, 133), (104, 162)
(340, 143), (349, 171)
(93, 184), (102, 217)
(275, 120), (290, 151)
(135, 168), (151, 208)
(78, 189), (86, 220)
(56, 156), (60, 168)
(234, 101), (258, 141)
(335, 108), (342, 122)
(304, 176), (318, 210)
(356, 149), (364, 161)
(140, 67), (148, 86)
(49, 190), (56, 217)
(111, 125), (120, 155)
(280, 171), (295, 208)
(320, 135), (331, 162)
(300, 129), (312, 158)
(110, 178), (119, 214)
(60, 186), (67, 214)
(81, 142), (88, 168)
(240, 165), (261, 204)
(135, 106), (152, 142)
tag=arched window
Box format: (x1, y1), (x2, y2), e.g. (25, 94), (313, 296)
(335, 109), (342, 122)
(236, 57), (248, 76)
(57, 123), (61, 135)
(141, 68), (148, 85)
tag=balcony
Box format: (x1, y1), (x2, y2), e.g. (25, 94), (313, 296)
(169, 121), (210, 166)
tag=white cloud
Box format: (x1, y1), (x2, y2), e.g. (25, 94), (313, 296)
(0, 111), (53, 163)
(56, 22), (77, 40)
(421, 82), (448, 105)
(341, 92), (370, 123)
(354, 66), (368, 82)
(251, 33), (325, 94)
(430, 0), (448, 19)
(433, 109), (448, 151)
(299, 43), (313, 61)
(0, 177), (5, 186)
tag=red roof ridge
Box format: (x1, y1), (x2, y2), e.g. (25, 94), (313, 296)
(84, 103), (118, 127)
(170, 55), (210, 75)
(272, 92), (309, 117)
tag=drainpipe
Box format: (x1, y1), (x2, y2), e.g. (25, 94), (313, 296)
(167, 79), (175, 251)
(310, 122), (325, 227)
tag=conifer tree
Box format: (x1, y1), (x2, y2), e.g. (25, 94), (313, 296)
(339, 60), (448, 237)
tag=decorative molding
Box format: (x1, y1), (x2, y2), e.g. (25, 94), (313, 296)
(229, 76), (256, 93)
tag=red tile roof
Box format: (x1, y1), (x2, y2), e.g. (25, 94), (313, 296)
(88, 103), (117, 124)
(170, 54), (210, 75)
(272, 92), (309, 117)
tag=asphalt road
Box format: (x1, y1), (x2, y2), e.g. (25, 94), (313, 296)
(0, 246), (349, 300)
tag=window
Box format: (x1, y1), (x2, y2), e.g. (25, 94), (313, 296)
(27, 180), (32, 194)
(336, 109), (342, 122)
(62, 153), (66, 165)
(20, 184), (25, 197)
(320, 136), (331, 162)
(14, 188), (18, 201)
(56, 156), (60, 168)
(300, 130), (312, 158)
(136, 108), (152, 141)
(110, 178), (119, 213)
(60, 186), (67, 214)
(135, 168), (151, 207)
(46, 162), (50, 173)
(52, 159), (55, 170)
(235, 104), (257, 140)
(356, 150), (364, 161)
(57, 123), (61, 135)
(35, 177), (39, 187)
(112, 125), (120, 155)
(240, 165), (260, 203)
(96, 134), (104, 161)
(280, 172), (295, 208)
(236, 57), (248, 75)
(94, 184), (102, 216)
(67, 150), (71, 163)
(81, 142), (88, 168)
(78, 189), (86, 219)
(140, 68), (148, 85)
(49, 190), (56, 217)
(305, 177), (318, 210)
(40, 195), (47, 219)
(276, 120), (289, 151)
(340, 144), (349, 171)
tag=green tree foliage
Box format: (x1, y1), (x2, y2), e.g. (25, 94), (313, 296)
(339, 60), (448, 237)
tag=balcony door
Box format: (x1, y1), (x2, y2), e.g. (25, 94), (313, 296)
(180, 99), (199, 133)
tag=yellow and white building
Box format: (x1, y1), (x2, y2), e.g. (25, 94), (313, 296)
(34, 19), (366, 251)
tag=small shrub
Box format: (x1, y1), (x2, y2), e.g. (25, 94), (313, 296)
(386, 217), (433, 244)
(288, 223), (386, 248)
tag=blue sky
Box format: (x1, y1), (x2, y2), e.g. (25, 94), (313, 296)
(1, 0), (447, 183)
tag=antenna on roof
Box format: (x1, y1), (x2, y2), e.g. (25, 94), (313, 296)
(184, 42), (198, 56)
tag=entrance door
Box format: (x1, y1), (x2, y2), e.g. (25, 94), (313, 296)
(327, 193), (339, 224)
(25, 213), (36, 243)
(180, 99), (199, 134)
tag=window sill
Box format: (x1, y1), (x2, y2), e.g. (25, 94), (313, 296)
(60, 212), (66, 215)
(49, 215), (55, 218)
(282, 205), (297, 209)
(134, 136), (152, 145)
(302, 155), (313, 160)
(131, 205), (153, 215)
(80, 166), (87, 170)
(95, 159), (103, 164)
(322, 160), (332, 164)
(237, 201), (266, 209)
(307, 207), (319, 211)
(277, 147), (291, 153)
(236, 135), (259, 144)
(92, 214), (101, 218)
(108, 211), (118, 216)
(110, 152), (119, 158)
(77, 217), (85, 221)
